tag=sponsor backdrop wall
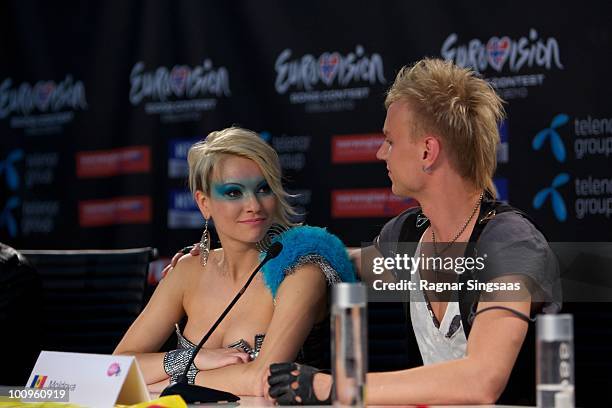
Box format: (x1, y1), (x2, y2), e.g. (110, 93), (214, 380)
(2, 1), (611, 251)
(1, 0), (611, 401)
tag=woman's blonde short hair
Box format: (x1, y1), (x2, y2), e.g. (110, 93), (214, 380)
(188, 126), (297, 226)
(385, 58), (505, 197)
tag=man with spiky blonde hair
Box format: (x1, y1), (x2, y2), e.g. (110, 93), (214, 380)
(267, 58), (559, 405)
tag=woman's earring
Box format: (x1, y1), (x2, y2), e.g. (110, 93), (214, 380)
(256, 223), (289, 253)
(422, 165), (432, 174)
(200, 218), (211, 266)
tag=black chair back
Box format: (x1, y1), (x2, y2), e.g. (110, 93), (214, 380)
(20, 247), (156, 354)
(0, 243), (43, 385)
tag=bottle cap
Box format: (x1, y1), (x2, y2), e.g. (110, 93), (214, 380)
(536, 314), (573, 342)
(333, 283), (366, 308)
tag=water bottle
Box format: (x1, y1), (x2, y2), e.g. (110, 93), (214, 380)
(331, 283), (367, 407)
(536, 314), (575, 408)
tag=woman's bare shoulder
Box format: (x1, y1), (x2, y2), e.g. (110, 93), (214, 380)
(164, 249), (210, 286)
(172, 247), (224, 278)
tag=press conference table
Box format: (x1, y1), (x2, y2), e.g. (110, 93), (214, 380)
(188, 396), (530, 407)
(147, 391), (531, 407)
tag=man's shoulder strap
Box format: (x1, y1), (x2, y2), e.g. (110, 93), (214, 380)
(397, 206), (429, 242)
(469, 199), (545, 244)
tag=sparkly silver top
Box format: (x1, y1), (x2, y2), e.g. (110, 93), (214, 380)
(175, 324), (264, 360)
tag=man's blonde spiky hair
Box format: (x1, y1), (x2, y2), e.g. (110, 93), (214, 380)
(385, 58), (505, 196)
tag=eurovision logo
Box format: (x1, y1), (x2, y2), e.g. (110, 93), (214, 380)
(274, 45), (386, 112)
(129, 60), (230, 104)
(0, 76), (87, 119)
(129, 60), (231, 122)
(0, 75), (87, 134)
(275, 45), (385, 93)
(440, 29), (563, 100)
(441, 29), (563, 73)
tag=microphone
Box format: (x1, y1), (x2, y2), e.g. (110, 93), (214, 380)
(160, 242), (283, 403)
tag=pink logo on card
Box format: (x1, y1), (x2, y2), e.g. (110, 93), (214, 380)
(107, 362), (121, 377)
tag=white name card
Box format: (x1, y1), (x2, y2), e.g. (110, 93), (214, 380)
(26, 351), (150, 408)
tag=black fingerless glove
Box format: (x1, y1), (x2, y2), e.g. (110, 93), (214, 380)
(267, 362), (332, 405)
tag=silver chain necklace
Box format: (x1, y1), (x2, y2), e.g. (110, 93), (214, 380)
(431, 191), (484, 257)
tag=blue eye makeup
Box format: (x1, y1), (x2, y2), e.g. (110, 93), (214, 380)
(255, 180), (273, 195)
(215, 185), (244, 200)
(211, 178), (274, 201)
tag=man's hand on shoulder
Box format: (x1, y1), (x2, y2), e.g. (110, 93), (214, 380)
(161, 243), (200, 278)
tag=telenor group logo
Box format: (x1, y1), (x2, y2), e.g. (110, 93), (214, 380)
(0, 149), (24, 189)
(440, 29), (563, 100)
(531, 113), (612, 222)
(532, 114), (568, 162)
(0, 75), (88, 135)
(1, 148), (62, 238)
(260, 131), (311, 171)
(1, 149), (23, 237)
(0, 197), (20, 237)
(274, 45), (386, 113)
(533, 173), (569, 222)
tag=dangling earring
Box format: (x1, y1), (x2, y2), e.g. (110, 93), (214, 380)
(200, 218), (210, 266)
(422, 165), (432, 174)
(256, 223), (289, 253)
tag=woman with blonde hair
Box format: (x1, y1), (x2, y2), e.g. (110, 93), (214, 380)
(114, 126), (355, 397)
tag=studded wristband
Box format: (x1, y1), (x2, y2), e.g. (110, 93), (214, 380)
(163, 348), (199, 384)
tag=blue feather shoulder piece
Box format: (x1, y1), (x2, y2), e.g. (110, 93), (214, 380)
(260, 225), (356, 298)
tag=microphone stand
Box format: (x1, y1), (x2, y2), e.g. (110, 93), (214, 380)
(160, 242), (283, 403)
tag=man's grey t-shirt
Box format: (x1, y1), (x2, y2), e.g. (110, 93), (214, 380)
(374, 209), (561, 363)
(374, 210), (562, 320)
